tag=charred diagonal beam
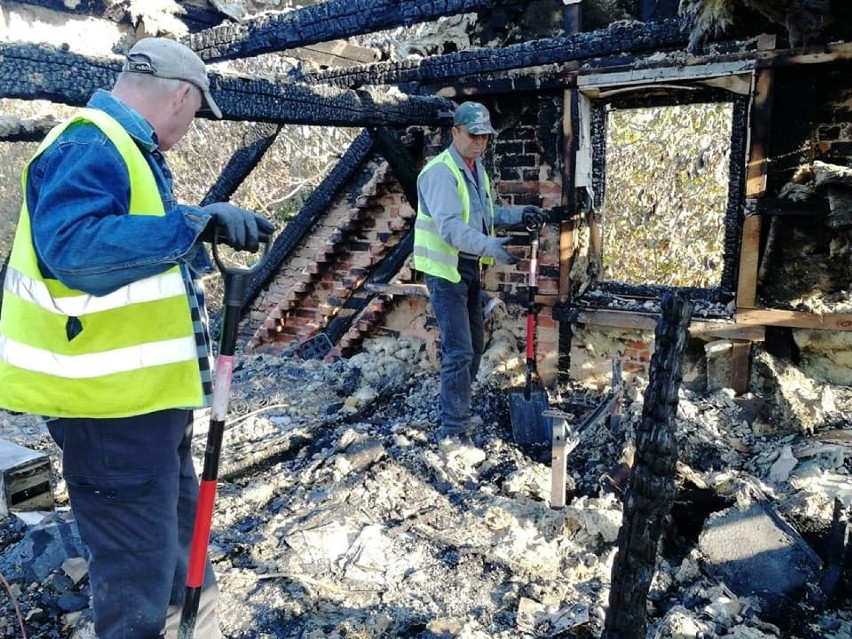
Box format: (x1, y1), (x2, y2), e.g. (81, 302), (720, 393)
(323, 231), (414, 346)
(184, 0), (503, 62)
(0, 43), (454, 126)
(369, 126), (420, 208)
(245, 129), (376, 305)
(200, 122), (281, 207)
(303, 19), (689, 89)
(603, 292), (693, 639)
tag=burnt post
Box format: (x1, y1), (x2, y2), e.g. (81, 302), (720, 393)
(603, 292), (693, 639)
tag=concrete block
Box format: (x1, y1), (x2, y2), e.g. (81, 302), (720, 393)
(698, 501), (822, 607)
(0, 438), (54, 516)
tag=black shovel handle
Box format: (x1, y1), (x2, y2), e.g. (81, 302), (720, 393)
(179, 234), (270, 639)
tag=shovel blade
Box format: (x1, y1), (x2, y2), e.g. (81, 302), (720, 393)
(508, 387), (550, 445)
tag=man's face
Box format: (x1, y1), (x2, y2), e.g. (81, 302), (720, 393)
(452, 126), (490, 162)
(160, 83), (203, 151)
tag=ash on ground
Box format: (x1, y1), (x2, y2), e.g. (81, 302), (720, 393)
(2, 331), (852, 639)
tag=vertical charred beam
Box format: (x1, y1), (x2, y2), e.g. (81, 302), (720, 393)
(245, 129), (376, 304)
(369, 126), (420, 208)
(603, 292), (693, 639)
(557, 0), (583, 383)
(185, 0), (503, 62)
(200, 122), (282, 207)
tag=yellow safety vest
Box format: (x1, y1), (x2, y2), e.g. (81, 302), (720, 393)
(413, 149), (495, 283)
(0, 108), (203, 418)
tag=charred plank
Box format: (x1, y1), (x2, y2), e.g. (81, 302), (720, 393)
(603, 292), (693, 639)
(245, 130), (376, 305)
(303, 19), (689, 89)
(0, 43), (453, 126)
(184, 0), (503, 62)
(200, 122), (281, 206)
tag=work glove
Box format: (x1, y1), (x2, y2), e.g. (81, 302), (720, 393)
(201, 202), (274, 252)
(485, 236), (519, 265)
(522, 205), (548, 229)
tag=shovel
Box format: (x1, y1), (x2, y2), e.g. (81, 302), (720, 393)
(178, 234), (269, 639)
(508, 221), (550, 445)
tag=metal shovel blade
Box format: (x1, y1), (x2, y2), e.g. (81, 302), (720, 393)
(508, 386), (550, 445)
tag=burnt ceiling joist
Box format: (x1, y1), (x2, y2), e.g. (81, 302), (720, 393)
(182, 0), (503, 62)
(302, 18), (693, 90)
(0, 43), (454, 126)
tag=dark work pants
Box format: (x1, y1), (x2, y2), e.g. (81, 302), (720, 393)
(48, 409), (221, 639)
(426, 257), (485, 436)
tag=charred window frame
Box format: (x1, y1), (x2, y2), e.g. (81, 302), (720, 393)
(583, 78), (750, 308)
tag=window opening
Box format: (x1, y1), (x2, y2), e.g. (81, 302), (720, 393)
(600, 101), (733, 288)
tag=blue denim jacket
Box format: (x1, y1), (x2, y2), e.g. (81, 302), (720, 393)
(26, 90), (213, 296)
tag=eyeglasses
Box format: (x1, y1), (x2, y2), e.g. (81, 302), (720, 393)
(456, 127), (490, 141)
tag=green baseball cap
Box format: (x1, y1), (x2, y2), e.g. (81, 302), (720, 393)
(453, 101), (495, 135)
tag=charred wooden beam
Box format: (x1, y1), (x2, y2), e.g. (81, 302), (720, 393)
(0, 114), (60, 142)
(184, 0), (502, 62)
(245, 130), (376, 305)
(0, 43), (453, 126)
(604, 292), (693, 639)
(303, 19), (689, 89)
(15, 0), (228, 32)
(368, 126), (420, 209)
(200, 122), (281, 207)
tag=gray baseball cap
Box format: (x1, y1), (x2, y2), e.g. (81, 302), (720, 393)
(124, 38), (222, 119)
(453, 101), (495, 135)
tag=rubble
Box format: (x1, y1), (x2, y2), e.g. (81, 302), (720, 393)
(0, 334), (850, 638)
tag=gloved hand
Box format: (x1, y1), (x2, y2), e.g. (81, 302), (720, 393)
(485, 236), (519, 265)
(201, 202), (274, 252)
(522, 205), (548, 229)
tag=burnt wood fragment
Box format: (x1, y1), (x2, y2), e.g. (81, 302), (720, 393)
(245, 130), (376, 305)
(184, 0), (503, 62)
(17, 0), (228, 31)
(200, 122), (281, 206)
(603, 292), (693, 639)
(303, 19), (689, 89)
(0, 114), (60, 142)
(0, 43), (453, 127)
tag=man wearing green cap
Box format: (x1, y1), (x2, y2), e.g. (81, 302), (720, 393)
(414, 101), (548, 445)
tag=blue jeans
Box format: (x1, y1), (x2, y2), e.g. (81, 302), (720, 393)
(47, 409), (221, 639)
(426, 257), (484, 436)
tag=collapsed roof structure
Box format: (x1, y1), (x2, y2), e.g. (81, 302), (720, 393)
(2, 0), (852, 636)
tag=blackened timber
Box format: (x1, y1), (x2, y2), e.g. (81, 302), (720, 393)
(244, 130), (376, 305)
(369, 127), (420, 209)
(0, 114), (60, 142)
(302, 19), (689, 89)
(0, 43), (453, 126)
(184, 0), (503, 62)
(200, 123), (281, 207)
(603, 292), (693, 639)
(14, 0), (228, 32)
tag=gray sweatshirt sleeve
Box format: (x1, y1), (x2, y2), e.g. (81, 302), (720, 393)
(493, 204), (524, 228)
(417, 163), (492, 256)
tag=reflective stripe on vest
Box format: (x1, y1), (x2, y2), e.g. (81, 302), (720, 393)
(0, 108), (203, 418)
(413, 149), (495, 283)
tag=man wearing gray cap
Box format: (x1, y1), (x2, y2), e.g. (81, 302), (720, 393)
(414, 101), (548, 446)
(0, 38), (271, 637)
